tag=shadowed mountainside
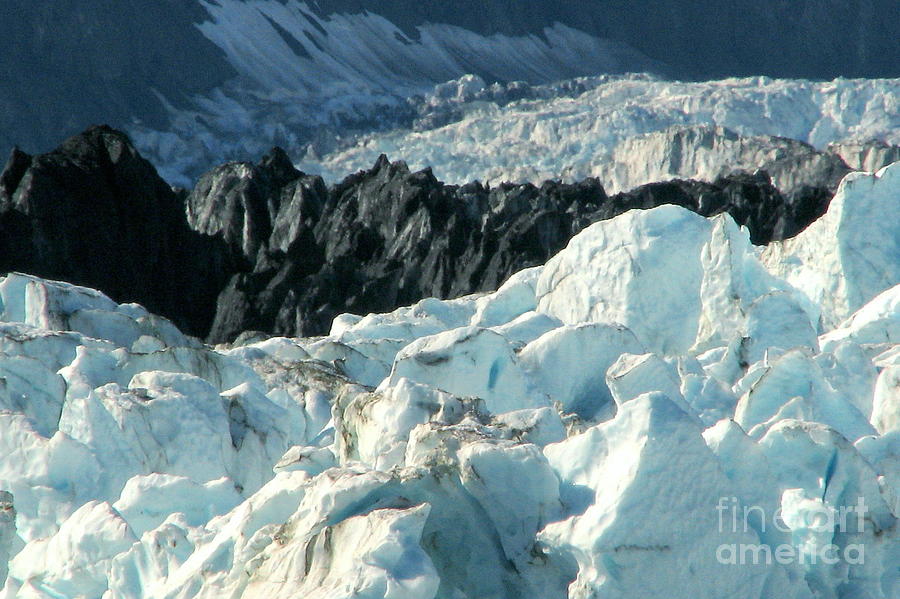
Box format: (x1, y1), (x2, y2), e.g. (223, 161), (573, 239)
(1, 126), (837, 342)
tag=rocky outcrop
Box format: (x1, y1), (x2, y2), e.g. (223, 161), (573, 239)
(0, 127), (835, 343)
(199, 153), (832, 342)
(0, 126), (238, 337)
(186, 147), (320, 261)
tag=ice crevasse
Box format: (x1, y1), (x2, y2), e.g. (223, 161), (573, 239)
(0, 163), (899, 599)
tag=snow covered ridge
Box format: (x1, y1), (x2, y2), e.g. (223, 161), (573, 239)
(300, 75), (900, 191)
(1, 164), (899, 598)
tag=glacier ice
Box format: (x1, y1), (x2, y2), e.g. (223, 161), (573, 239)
(763, 162), (900, 330)
(519, 323), (644, 419)
(8, 501), (136, 599)
(236, 501), (440, 599)
(605, 352), (694, 417)
(540, 392), (774, 599)
(733, 349), (875, 443)
(872, 367), (900, 435)
(1, 164), (899, 598)
(112, 474), (242, 537)
(386, 326), (547, 416)
(301, 76), (900, 191)
(821, 284), (900, 350)
(534, 205), (811, 356)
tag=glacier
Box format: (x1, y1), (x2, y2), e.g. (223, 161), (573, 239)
(299, 75), (900, 192)
(763, 163), (900, 330)
(44, 2), (897, 189)
(0, 163), (899, 598)
(130, 0), (660, 187)
(7, 0), (900, 185)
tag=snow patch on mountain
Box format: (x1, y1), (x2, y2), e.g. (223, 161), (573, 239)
(130, 0), (657, 186)
(196, 1), (651, 97)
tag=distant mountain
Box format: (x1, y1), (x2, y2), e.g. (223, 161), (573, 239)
(2, 0), (899, 184)
(0, 2), (235, 162)
(311, 0), (900, 80)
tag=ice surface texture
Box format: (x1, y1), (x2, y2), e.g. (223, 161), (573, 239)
(1, 162), (899, 598)
(302, 76), (900, 190)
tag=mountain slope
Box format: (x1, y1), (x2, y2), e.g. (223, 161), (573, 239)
(0, 1), (235, 159)
(306, 0), (900, 80)
(3, 0), (900, 185)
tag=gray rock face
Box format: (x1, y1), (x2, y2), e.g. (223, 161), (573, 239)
(0, 126), (839, 344)
(186, 147), (322, 260)
(0, 126), (238, 338)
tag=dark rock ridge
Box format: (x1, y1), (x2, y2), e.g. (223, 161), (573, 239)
(0, 126), (239, 337)
(1, 127), (834, 342)
(197, 155), (831, 342)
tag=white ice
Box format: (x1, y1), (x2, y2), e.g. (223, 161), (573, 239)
(1, 164), (899, 599)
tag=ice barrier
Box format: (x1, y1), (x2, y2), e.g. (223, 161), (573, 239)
(0, 164), (898, 599)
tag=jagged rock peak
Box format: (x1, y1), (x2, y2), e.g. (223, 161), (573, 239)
(258, 146), (301, 182)
(0, 125), (237, 338)
(186, 146), (324, 260)
(0, 126), (839, 344)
